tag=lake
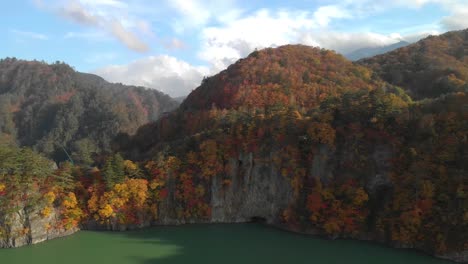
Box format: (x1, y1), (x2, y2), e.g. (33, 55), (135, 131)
(0, 224), (451, 264)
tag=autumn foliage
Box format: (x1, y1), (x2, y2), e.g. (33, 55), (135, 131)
(1, 40), (467, 258)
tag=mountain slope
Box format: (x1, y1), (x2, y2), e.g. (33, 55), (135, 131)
(181, 45), (380, 111)
(345, 41), (410, 61)
(359, 29), (468, 99)
(0, 58), (178, 162)
(131, 45), (392, 153)
(115, 44), (467, 261)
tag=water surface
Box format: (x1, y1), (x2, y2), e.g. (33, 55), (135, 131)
(0, 224), (451, 264)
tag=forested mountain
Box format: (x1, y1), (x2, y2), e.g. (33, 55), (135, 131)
(0, 33), (466, 262)
(0, 58), (178, 163)
(111, 44), (466, 260)
(129, 45), (395, 154)
(345, 41), (410, 61)
(181, 45), (379, 111)
(359, 29), (468, 99)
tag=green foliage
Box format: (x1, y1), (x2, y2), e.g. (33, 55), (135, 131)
(102, 153), (126, 189)
(0, 59), (179, 163)
(71, 138), (98, 166)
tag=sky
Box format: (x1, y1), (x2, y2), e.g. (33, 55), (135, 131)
(1, 0), (468, 97)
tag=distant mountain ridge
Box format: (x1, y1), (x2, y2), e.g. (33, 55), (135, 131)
(0, 58), (179, 162)
(345, 41), (410, 61)
(359, 29), (468, 98)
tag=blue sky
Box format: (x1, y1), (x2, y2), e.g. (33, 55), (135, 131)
(1, 0), (468, 97)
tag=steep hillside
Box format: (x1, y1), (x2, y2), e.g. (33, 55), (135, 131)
(359, 29), (468, 99)
(181, 45), (380, 111)
(0, 58), (178, 163)
(132, 45), (387, 152)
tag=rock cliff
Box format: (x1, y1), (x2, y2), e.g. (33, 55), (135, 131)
(0, 207), (78, 248)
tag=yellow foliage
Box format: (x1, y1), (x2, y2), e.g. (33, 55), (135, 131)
(123, 160), (138, 171)
(44, 191), (56, 204)
(114, 183), (128, 194)
(99, 204), (114, 219)
(126, 178), (148, 207)
(41, 206), (53, 217)
(150, 179), (165, 190)
(87, 193), (99, 213)
(62, 192), (78, 209)
(0, 183), (5, 192)
(166, 156), (181, 171)
(353, 188), (369, 207)
(324, 219), (341, 234)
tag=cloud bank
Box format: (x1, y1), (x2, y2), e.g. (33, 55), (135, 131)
(35, 0), (468, 97)
(95, 55), (209, 97)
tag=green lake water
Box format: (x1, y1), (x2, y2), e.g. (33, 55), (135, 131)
(0, 224), (452, 264)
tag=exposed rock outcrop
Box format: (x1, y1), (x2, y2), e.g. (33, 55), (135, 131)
(0, 207), (78, 248)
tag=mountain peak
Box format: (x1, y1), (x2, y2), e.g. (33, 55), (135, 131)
(181, 45), (380, 111)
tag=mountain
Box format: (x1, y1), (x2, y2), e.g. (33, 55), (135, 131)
(181, 45), (380, 111)
(113, 44), (466, 261)
(0, 58), (179, 163)
(0, 43), (466, 262)
(130, 45), (389, 153)
(359, 29), (468, 99)
(345, 41), (410, 61)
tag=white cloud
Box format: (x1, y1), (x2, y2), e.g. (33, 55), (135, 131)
(42, 0), (150, 52)
(60, 1), (98, 26)
(94, 1), (451, 96)
(34, 0), (468, 97)
(313, 5), (351, 27)
(441, 6), (468, 30)
(198, 9), (320, 71)
(169, 0), (211, 29)
(108, 19), (149, 52)
(10, 29), (48, 40)
(301, 31), (405, 54)
(94, 55), (209, 97)
(197, 7), (412, 71)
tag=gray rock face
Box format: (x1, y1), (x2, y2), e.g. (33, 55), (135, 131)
(210, 152), (294, 224)
(152, 151), (294, 226)
(0, 207), (78, 248)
